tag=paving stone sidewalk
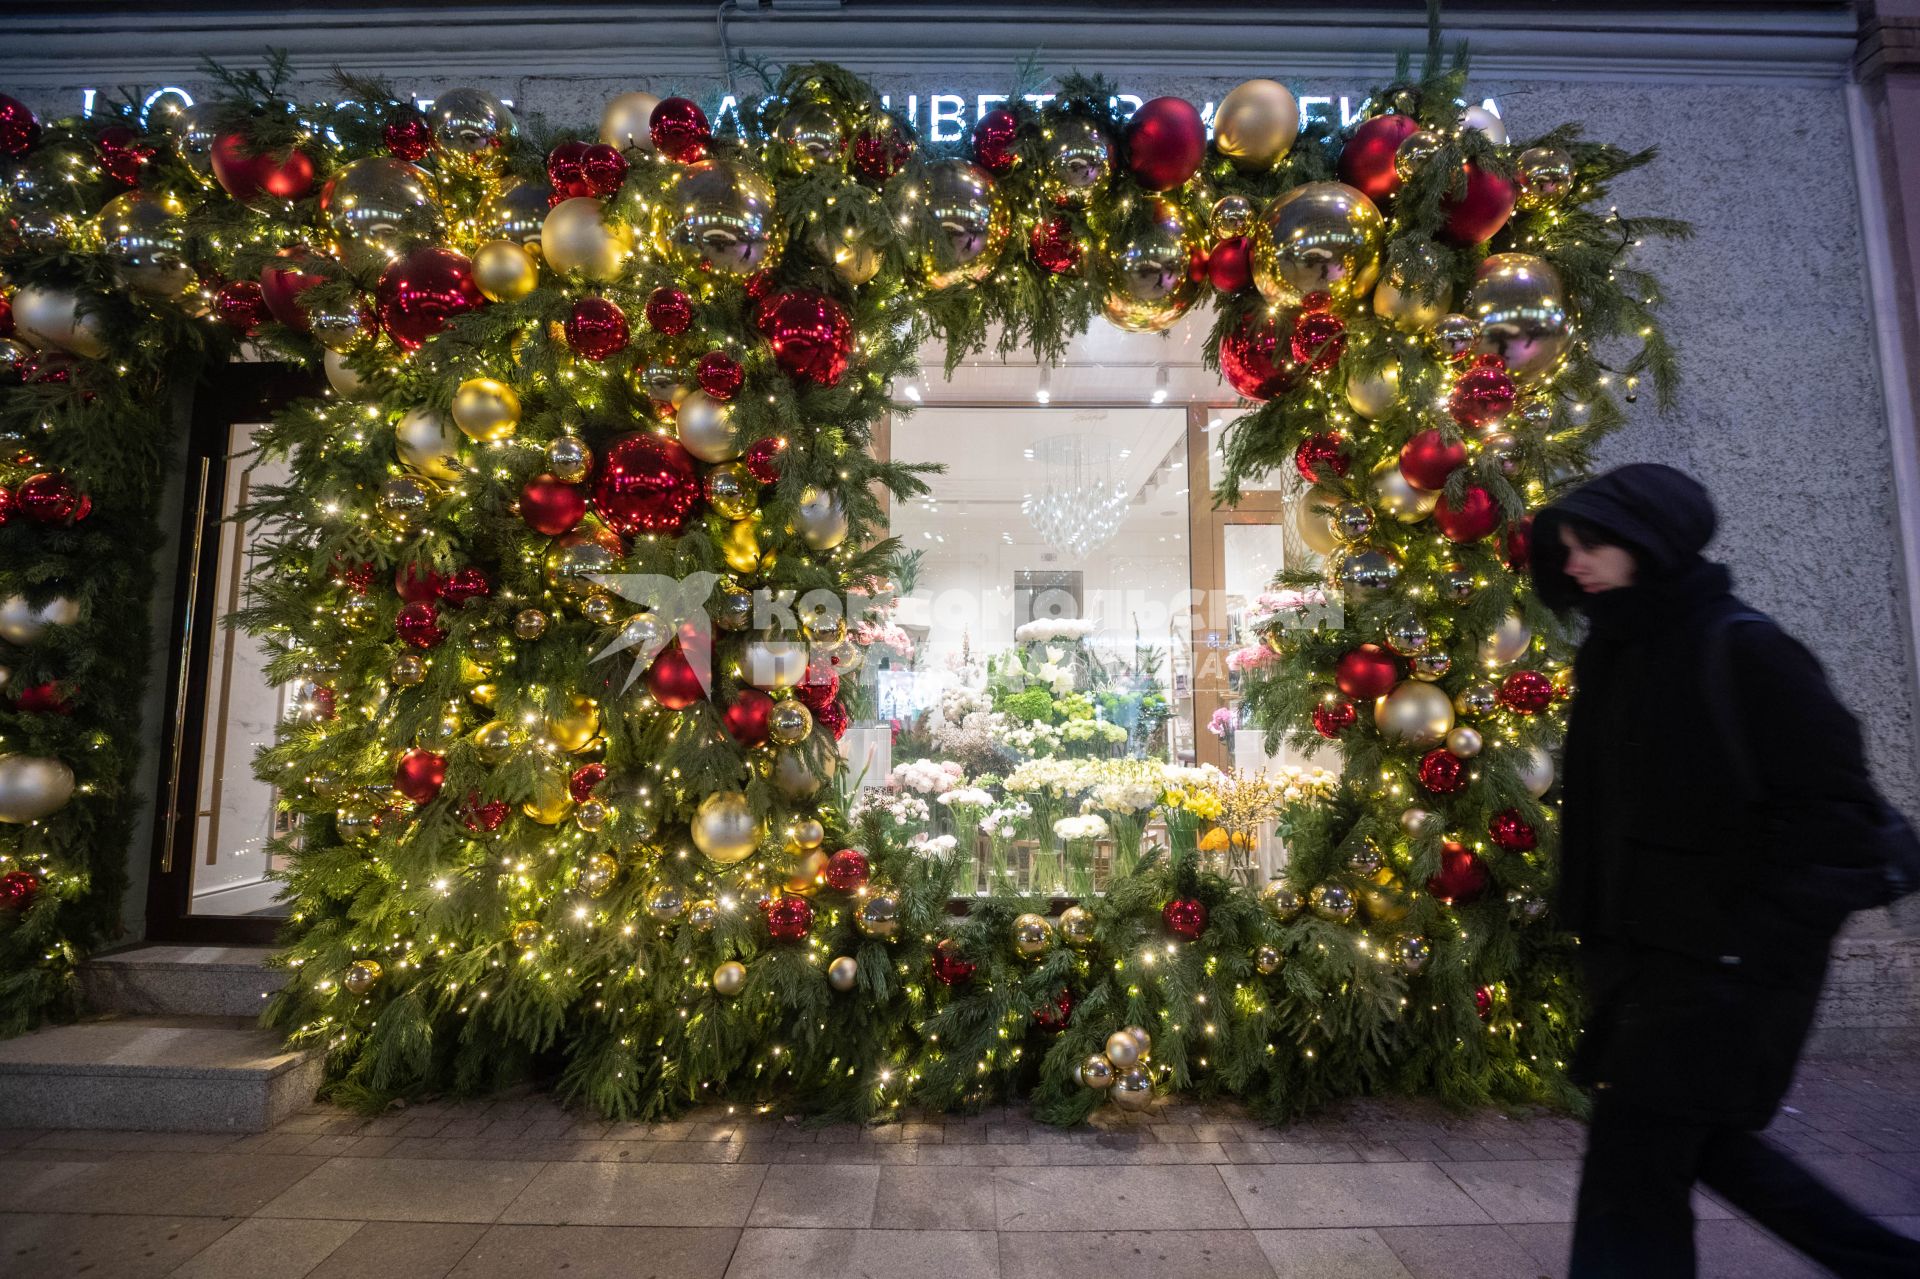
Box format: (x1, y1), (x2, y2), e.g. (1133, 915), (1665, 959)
(1, 1054), (1915, 1278)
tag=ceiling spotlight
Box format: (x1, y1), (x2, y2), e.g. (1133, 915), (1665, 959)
(1151, 366), (1169, 404)
(1035, 364), (1053, 405)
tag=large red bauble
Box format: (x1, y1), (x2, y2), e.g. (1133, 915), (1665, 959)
(764, 894), (814, 941)
(1293, 433), (1351, 484)
(377, 248), (485, 350)
(1338, 114), (1422, 201)
(95, 125), (151, 185)
(972, 108), (1019, 174)
(1488, 809), (1538, 852)
(1498, 670), (1554, 714)
(645, 642), (707, 710)
(382, 108), (432, 162)
(395, 601), (446, 649)
(1450, 356), (1517, 428)
(16, 472), (78, 524)
(852, 124), (912, 185)
(0, 870), (40, 912)
(815, 700), (850, 740)
(439, 566), (491, 607)
(0, 94), (42, 159)
(1503, 514), (1534, 570)
(1427, 841), (1490, 903)
(1220, 311), (1297, 401)
(1312, 694), (1358, 739)
(765, 291), (853, 386)
(650, 97), (710, 162)
(1208, 236), (1253, 294)
(545, 139), (594, 199)
(722, 687), (774, 746)
(14, 682), (70, 715)
(795, 669), (840, 715)
(520, 475), (586, 536)
(824, 848), (870, 892)
(1417, 748), (1468, 795)
(460, 793), (510, 833)
(1124, 96), (1206, 191)
(583, 142), (629, 198)
(210, 133), (315, 201)
(565, 296), (630, 361)
(569, 763), (607, 803)
(1290, 309), (1346, 372)
(1335, 644), (1401, 700)
(1028, 216), (1082, 275)
(393, 748), (447, 805)
(393, 562), (447, 603)
(743, 436), (786, 485)
(1399, 429), (1467, 491)
(1442, 162), (1519, 246)
(697, 351), (743, 401)
(645, 287), (693, 335)
(1162, 896), (1209, 939)
(1032, 986), (1075, 1031)
(592, 433), (700, 537)
(259, 250), (326, 331)
(1434, 486), (1501, 543)
(931, 939), (976, 986)
(215, 280), (271, 336)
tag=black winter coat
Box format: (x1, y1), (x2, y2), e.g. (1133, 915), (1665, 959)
(1533, 466), (1884, 1128)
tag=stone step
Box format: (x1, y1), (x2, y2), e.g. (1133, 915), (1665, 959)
(79, 944), (285, 1018)
(0, 1015), (322, 1132)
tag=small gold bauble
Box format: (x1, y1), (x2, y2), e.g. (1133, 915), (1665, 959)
(1454, 683), (1500, 718)
(334, 805), (380, 844)
(771, 746), (829, 800)
(1517, 146), (1577, 207)
(1360, 868), (1413, 926)
(470, 719), (516, 766)
(1109, 1066), (1154, 1110)
(858, 892), (900, 939)
(713, 582), (755, 632)
(1214, 78), (1301, 170)
(1310, 881), (1358, 924)
(1371, 459), (1439, 523)
(510, 921), (542, 948)
(1255, 944), (1283, 975)
(582, 593), (617, 627)
(794, 486), (850, 551)
(1012, 912), (1054, 959)
(1373, 680), (1455, 748)
(547, 435), (593, 484)
(920, 158), (1007, 287)
(792, 817), (825, 849)
(826, 955), (859, 992)
(1393, 933), (1433, 975)
(1057, 904), (1095, 948)
(1210, 193), (1257, 240)
(688, 898), (720, 931)
(1400, 806), (1437, 835)
(469, 682), (498, 708)
(784, 849), (829, 894)
(713, 960), (747, 996)
(545, 694), (601, 753)
(1104, 1029), (1143, 1069)
(431, 87), (516, 177)
(1348, 844), (1384, 877)
(692, 790), (761, 864)
(325, 349), (368, 398)
(646, 882), (687, 921)
(95, 190), (194, 297)
(451, 377), (521, 442)
(473, 239), (539, 302)
(416, 707), (464, 750)
(1100, 197), (1203, 334)
(1518, 745), (1556, 799)
(704, 462), (758, 521)
(774, 102), (847, 174)
(521, 762), (574, 825)
(1344, 361), (1400, 419)
(1373, 242), (1454, 332)
(513, 608), (549, 640)
(1042, 117), (1114, 203)
(318, 157), (443, 277)
(580, 851), (619, 897)
(723, 517), (768, 575)
(377, 476), (436, 532)
(676, 392), (739, 463)
(601, 91), (661, 154)
(389, 653), (428, 686)
(542, 196), (633, 281)
(1124, 1025), (1153, 1059)
(1078, 1053), (1116, 1089)
(1446, 726), (1484, 758)
(342, 959), (382, 996)
(1261, 879), (1304, 921)
(1394, 128), (1446, 181)
(574, 799), (609, 832)
(768, 699), (813, 746)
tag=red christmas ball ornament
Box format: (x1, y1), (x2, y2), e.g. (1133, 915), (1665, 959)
(972, 107), (1019, 175)
(1335, 644), (1401, 700)
(1290, 309), (1347, 372)
(1338, 113), (1422, 200)
(308, 684), (336, 724)
(645, 642), (707, 710)
(0, 94), (42, 159)
(1449, 356), (1517, 428)
(1474, 985), (1493, 1020)
(645, 287), (694, 336)
(393, 562), (448, 603)
(95, 125), (152, 184)
(931, 939), (976, 986)
(395, 600), (446, 649)
(334, 559), (376, 594)
(1398, 429), (1467, 491)
(1488, 809), (1538, 853)
(649, 97), (710, 162)
(14, 682), (71, 715)
(764, 894), (814, 941)
(742, 436), (786, 485)
(815, 700), (850, 741)
(545, 139), (594, 199)
(581, 143), (629, 197)
(21, 351), (73, 386)
(1417, 748), (1468, 795)
(1503, 514), (1534, 570)
(210, 133), (315, 201)
(438, 567), (491, 607)
(0, 486), (12, 525)
(377, 247), (485, 351)
(1124, 96), (1206, 191)
(824, 848), (870, 892)
(393, 748), (448, 806)
(1427, 840), (1490, 903)
(569, 762), (607, 803)
(795, 669), (840, 716)
(1221, 311), (1297, 401)
(565, 296), (630, 361)
(1434, 485), (1501, 543)
(1497, 669), (1554, 715)
(1162, 896), (1209, 939)
(1292, 433), (1350, 485)
(696, 350), (743, 400)
(1032, 986), (1075, 1031)
(259, 250), (326, 331)
(1028, 215), (1083, 275)
(765, 291), (853, 386)
(16, 472), (78, 524)
(592, 433), (700, 537)
(0, 292), (13, 337)
(723, 688), (774, 746)
(520, 474), (587, 536)
(382, 107), (433, 162)
(1207, 236), (1254, 294)
(0, 870), (40, 912)
(214, 280), (271, 336)
(851, 123), (912, 185)
(1312, 694), (1358, 739)
(1441, 162), (1519, 246)
(460, 793), (510, 834)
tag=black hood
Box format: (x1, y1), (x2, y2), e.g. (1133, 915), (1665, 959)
(1531, 463), (1718, 610)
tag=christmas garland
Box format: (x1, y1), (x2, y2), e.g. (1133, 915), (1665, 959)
(0, 45), (1683, 1121)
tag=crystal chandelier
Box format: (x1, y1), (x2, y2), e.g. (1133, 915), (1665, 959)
(1022, 434), (1130, 558)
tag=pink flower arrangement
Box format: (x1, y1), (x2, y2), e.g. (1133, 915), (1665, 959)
(1226, 644), (1276, 673)
(1207, 706), (1238, 739)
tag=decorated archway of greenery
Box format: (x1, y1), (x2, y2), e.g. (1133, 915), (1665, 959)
(0, 45), (1681, 1121)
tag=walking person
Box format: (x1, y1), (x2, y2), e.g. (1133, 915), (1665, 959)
(1530, 463), (1920, 1278)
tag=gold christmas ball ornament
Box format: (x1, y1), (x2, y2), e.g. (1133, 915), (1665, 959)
(1057, 904), (1095, 948)
(580, 852), (619, 896)
(601, 91), (662, 154)
(662, 159), (782, 277)
(784, 849), (827, 894)
(582, 593), (617, 627)
(1384, 612), (1431, 657)
(0, 595), (79, 646)
(1101, 197), (1203, 333)
(1517, 146), (1576, 206)
(1454, 683), (1500, 718)
(0, 754), (76, 823)
(12, 286), (109, 359)
(675, 391), (740, 463)
(775, 102), (847, 174)
(1103, 1028), (1143, 1069)
(1214, 78), (1301, 170)
(430, 88), (517, 177)
(1445, 726), (1484, 758)
(513, 608), (550, 641)
(341, 959), (382, 996)
(478, 179), (554, 251)
(1467, 253), (1572, 384)
(1430, 312), (1481, 361)
(389, 653), (428, 687)
(544, 694), (601, 753)
(1261, 879), (1304, 922)
(1335, 546), (1402, 598)
(1310, 881), (1358, 923)
(692, 790), (761, 864)
(1374, 275), (1454, 332)
(1125, 1025), (1154, 1059)
(827, 955), (859, 992)
(704, 463), (757, 521)
(1392, 933), (1434, 975)
(1255, 944), (1284, 975)
(395, 407), (463, 481)
(858, 892), (901, 939)
(521, 762), (574, 825)
(1209, 194), (1257, 240)
(1292, 497), (1341, 556)
(1042, 116), (1114, 202)
(544, 534), (618, 600)
(1373, 681), (1455, 748)
(1348, 843), (1384, 877)
(1394, 128), (1446, 181)
(920, 159), (1008, 288)
(160, 100), (219, 186)
(1253, 181), (1385, 309)
(645, 882), (687, 921)
(794, 487), (850, 551)
(1371, 458), (1439, 523)
(319, 157), (443, 277)
(768, 699), (814, 746)
(723, 515), (769, 574)
(713, 960), (747, 997)
(334, 804), (379, 844)
(1344, 361), (1400, 419)
(547, 435), (594, 484)
(1481, 612), (1533, 666)
(473, 239), (539, 302)
(510, 920), (542, 948)
(1400, 807), (1437, 835)
(688, 899), (720, 931)
(376, 476), (436, 532)
(324, 349), (369, 399)
(94, 190), (194, 297)
(1109, 1066), (1154, 1110)
(1360, 868), (1413, 925)
(1519, 745), (1556, 799)
(1414, 646), (1455, 680)
(543, 197), (633, 281)
(772, 746), (830, 800)
(1078, 1053), (1116, 1089)
(338, 593), (378, 631)
(1012, 912), (1055, 958)
(792, 817), (825, 849)
(742, 638), (809, 689)
(574, 799), (609, 832)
